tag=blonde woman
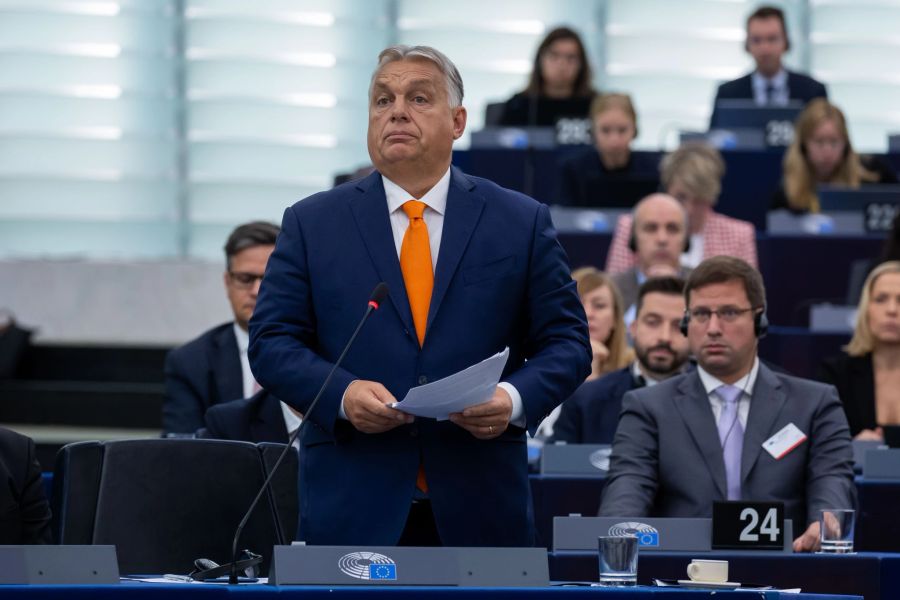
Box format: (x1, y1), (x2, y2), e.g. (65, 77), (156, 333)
(773, 99), (898, 213)
(573, 267), (633, 380)
(534, 268), (631, 438)
(557, 93), (661, 207)
(819, 261), (900, 440)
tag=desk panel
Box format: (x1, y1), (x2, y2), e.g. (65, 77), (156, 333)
(530, 475), (900, 554)
(550, 551), (889, 600)
(0, 582), (862, 600)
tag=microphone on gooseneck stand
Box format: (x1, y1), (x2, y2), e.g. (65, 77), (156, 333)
(219, 282), (390, 584)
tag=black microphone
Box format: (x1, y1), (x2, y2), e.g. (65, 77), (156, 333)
(222, 282), (389, 584)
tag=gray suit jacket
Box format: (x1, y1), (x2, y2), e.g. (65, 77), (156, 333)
(599, 362), (855, 528)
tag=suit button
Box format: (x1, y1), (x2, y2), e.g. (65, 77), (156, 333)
(418, 375), (428, 385)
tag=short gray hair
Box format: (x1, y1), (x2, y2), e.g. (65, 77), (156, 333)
(370, 45), (464, 108)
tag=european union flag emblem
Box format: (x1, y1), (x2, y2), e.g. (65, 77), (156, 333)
(369, 564), (397, 580)
(637, 531), (659, 547)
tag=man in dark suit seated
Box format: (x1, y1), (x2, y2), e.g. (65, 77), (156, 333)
(162, 221), (280, 435)
(599, 256), (855, 552)
(552, 276), (690, 444)
(202, 389), (302, 445)
(710, 5), (827, 126)
(0, 426), (51, 544)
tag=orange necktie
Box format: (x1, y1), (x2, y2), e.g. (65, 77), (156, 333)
(400, 200), (433, 346)
(399, 200), (433, 493)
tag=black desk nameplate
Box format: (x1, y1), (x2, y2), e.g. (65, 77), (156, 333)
(270, 546), (549, 587)
(712, 501), (785, 550)
(0, 545), (119, 584)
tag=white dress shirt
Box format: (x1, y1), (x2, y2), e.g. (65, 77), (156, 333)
(697, 357), (760, 428)
(341, 167), (525, 425)
(233, 323), (257, 400)
(280, 401), (302, 450)
(751, 69), (789, 106)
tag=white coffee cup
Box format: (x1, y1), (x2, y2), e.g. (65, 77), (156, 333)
(686, 559), (728, 583)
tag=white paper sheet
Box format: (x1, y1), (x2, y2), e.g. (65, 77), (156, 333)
(391, 347), (510, 420)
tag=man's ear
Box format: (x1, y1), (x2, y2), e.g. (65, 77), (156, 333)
(452, 106), (467, 140)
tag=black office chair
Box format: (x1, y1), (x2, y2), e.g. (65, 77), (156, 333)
(51, 438), (298, 576)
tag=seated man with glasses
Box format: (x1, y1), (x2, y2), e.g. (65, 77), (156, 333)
(162, 221), (282, 435)
(599, 256), (855, 552)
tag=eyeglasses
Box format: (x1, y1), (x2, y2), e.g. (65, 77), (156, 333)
(228, 271), (264, 289)
(687, 306), (757, 324)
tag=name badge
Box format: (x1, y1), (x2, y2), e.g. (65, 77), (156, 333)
(762, 423), (807, 459)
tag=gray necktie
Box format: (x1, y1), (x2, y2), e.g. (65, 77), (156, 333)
(716, 384), (744, 500)
(765, 82), (776, 105)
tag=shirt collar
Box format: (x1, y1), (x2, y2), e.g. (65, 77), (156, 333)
(632, 360), (659, 387)
(697, 356), (760, 397)
(233, 322), (249, 354)
(383, 167), (451, 216)
(752, 68), (787, 90)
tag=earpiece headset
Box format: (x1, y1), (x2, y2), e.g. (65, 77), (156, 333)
(679, 305), (769, 338)
(189, 550), (262, 581)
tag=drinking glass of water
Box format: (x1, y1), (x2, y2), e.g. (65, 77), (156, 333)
(598, 535), (638, 586)
(819, 509), (855, 554)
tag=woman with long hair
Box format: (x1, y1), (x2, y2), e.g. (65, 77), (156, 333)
(498, 26), (596, 127)
(819, 261), (900, 440)
(534, 267), (631, 439)
(773, 99), (897, 213)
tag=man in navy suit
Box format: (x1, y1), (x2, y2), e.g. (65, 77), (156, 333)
(711, 6), (827, 127)
(552, 276), (690, 444)
(249, 45), (591, 547)
(162, 221), (280, 434)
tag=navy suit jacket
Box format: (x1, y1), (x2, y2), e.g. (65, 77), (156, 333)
(249, 167), (591, 546)
(202, 390), (289, 444)
(711, 70), (828, 127)
(163, 322), (244, 434)
(551, 367), (641, 445)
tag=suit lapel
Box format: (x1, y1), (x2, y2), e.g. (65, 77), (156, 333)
(673, 371), (728, 498)
(740, 363), (787, 482)
(214, 325), (243, 403)
(427, 168), (484, 335)
(348, 172), (415, 335)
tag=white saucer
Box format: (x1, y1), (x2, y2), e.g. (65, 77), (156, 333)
(677, 579), (741, 589)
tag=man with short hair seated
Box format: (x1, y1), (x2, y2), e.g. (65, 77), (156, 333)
(552, 276), (690, 444)
(599, 256), (855, 552)
(710, 5), (827, 126)
(612, 193), (692, 327)
(163, 221), (280, 435)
